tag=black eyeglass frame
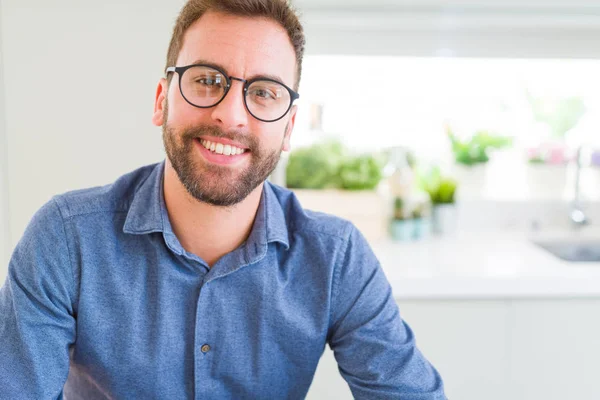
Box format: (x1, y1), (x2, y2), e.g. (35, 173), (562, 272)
(166, 64), (300, 123)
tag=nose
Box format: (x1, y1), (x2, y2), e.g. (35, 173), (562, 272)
(210, 80), (249, 129)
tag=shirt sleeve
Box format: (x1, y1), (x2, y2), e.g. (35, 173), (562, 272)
(0, 197), (77, 400)
(327, 224), (446, 400)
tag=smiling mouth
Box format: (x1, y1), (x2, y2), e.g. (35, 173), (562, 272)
(196, 138), (249, 156)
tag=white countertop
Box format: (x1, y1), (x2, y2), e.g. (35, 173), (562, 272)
(372, 229), (600, 300)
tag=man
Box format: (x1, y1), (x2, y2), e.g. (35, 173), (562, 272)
(0, 0), (446, 398)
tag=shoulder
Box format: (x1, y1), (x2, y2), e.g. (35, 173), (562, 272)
(266, 182), (378, 275)
(266, 182), (356, 243)
(49, 162), (160, 219)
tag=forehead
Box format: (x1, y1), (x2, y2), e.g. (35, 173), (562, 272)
(177, 11), (297, 87)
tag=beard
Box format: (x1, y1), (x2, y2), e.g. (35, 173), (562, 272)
(161, 104), (285, 207)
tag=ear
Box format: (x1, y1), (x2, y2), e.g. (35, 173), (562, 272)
(282, 105), (297, 152)
(151, 78), (168, 126)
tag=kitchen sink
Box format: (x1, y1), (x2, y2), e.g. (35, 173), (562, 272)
(533, 241), (600, 262)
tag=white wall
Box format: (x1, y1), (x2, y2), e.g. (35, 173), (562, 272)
(0, 2), (10, 277)
(0, 0), (190, 281)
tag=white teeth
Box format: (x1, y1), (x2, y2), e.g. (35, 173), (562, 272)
(200, 139), (246, 156)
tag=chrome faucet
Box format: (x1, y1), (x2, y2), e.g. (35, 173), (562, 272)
(570, 145), (589, 227)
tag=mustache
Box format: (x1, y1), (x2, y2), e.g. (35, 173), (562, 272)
(181, 124), (255, 150)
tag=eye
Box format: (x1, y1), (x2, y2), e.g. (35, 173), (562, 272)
(195, 75), (223, 87)
(251, 88), (274, 99)
(248, 84), (282, 102)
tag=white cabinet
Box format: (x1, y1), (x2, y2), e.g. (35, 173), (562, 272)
(398, 300), (511, 400)
(307, 300), (511, 399)
(307, 299), (600, 399)
(509, 299), (600, 400)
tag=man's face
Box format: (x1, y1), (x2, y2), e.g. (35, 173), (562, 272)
(153, 11), (297, 207)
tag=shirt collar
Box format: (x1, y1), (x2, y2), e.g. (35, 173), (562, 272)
(123, 159), (290, 250)
(122, 160), (166, 235)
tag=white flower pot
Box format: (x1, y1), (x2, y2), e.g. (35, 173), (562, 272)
(431, 204), (458, 236)
(450, 164), (487, 200)
(525, 164), (568, 199)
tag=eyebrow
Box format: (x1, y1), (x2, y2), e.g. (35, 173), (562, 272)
(188, 58), (287, 85)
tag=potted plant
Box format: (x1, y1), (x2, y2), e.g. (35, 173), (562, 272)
(285, 138), (346, 190)
(285, 139), (388, 241)
(446, 125), (512, 198)
(411, 202), (431, 240)
(389, 197), (414, 241)
(422, 167), (458, 235)
(337, 154), (384, 190)
(524, 93), (587, 199)
(388, 196), (431, 241)
(524, 141), (571, 198)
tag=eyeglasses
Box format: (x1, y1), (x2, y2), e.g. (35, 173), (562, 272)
(166, 64), (300, 123)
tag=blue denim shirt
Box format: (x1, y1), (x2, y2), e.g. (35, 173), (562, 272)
(0, 160), (445, 399)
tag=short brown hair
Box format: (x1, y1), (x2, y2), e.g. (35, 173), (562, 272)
(165, 0), (305, 90)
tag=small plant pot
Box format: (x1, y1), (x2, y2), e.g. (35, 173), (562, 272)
(389, 219), (415, 241)
(412, 218), (431, 240)
(431, 204), (458, 235)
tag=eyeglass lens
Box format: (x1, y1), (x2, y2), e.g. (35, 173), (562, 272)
(180, 65), (292, 121)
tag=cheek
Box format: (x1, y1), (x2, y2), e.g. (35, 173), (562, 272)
(167, 95), (209, 126)
(256, 123), (287, 149)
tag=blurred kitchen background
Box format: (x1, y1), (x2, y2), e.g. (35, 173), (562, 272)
(1, 0), (600, 399)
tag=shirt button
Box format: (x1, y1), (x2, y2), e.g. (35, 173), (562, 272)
(201, 344), (211, 353)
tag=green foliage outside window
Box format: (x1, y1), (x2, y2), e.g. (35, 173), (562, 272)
(285, 139), (384, 190)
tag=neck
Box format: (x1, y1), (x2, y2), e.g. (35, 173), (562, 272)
(162, 159), (263, 267)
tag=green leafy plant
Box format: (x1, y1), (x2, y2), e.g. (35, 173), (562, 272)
(420, 166), (458, 205)
(285, 139), (346, 189)
(393, 197), (406, 220)
(527, 92), (586, 138)
(286, 139), (384, 190)
(338, 154), (384, 190)
(447, 126), (513, 166)
(429, 178), (458, 204)
(411, 202), (426, 219)
(527, 155), (545, 164)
